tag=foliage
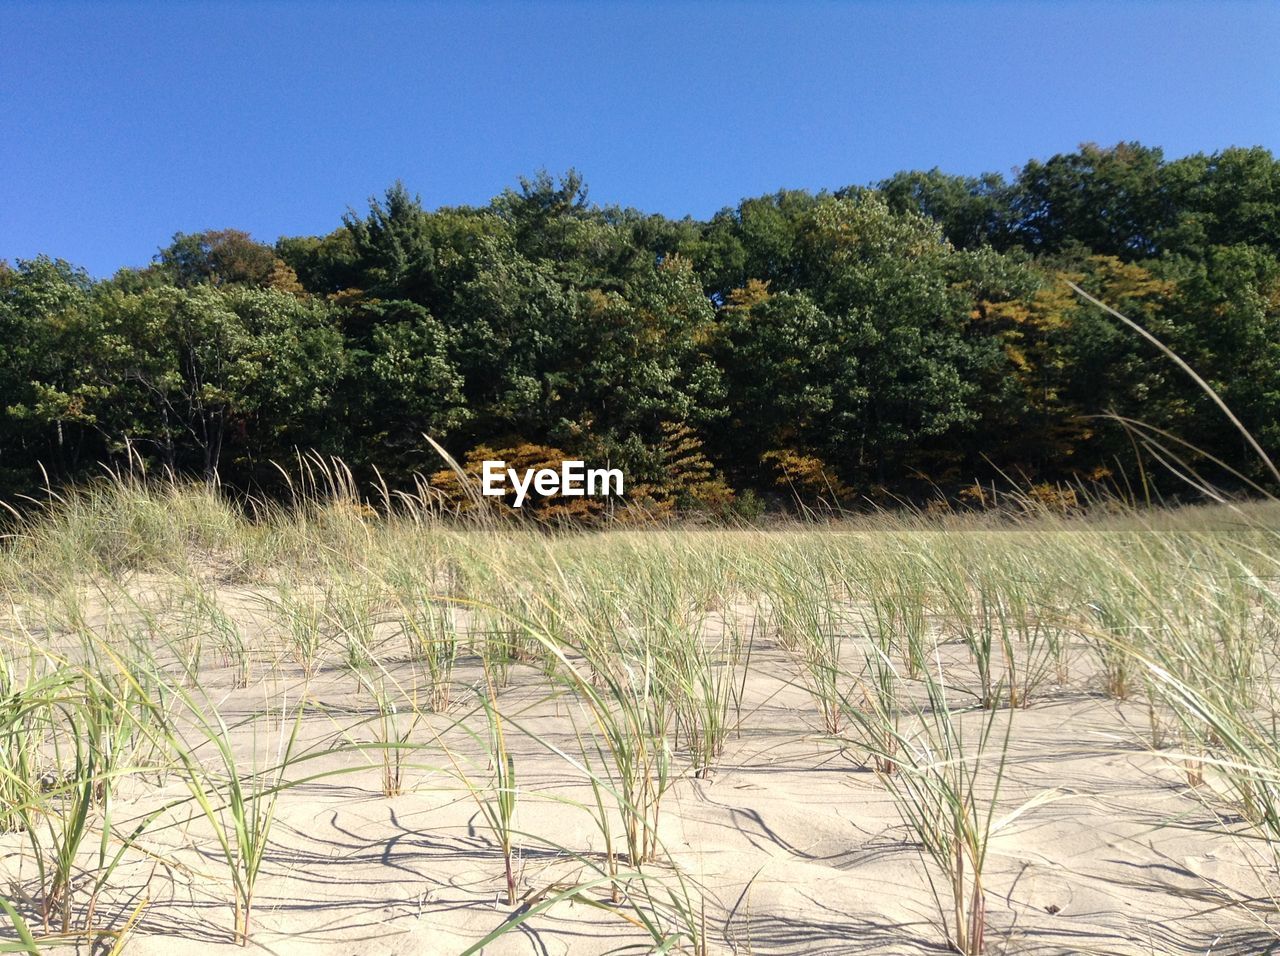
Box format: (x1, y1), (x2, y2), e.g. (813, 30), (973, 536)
(428, 442), (610, 522)
(4, 144), (1280, 512)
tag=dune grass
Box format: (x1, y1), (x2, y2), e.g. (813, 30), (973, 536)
(1, 474), (1279, 952)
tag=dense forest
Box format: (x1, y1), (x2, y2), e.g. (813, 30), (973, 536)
(3, 142), (1279, 517)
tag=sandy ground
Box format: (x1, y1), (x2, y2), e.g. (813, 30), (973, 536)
(3, 582), (1277, 956)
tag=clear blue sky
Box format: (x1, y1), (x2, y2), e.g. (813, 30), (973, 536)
(3, 1), (1278, 277)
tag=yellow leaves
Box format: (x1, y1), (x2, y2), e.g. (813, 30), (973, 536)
(429, 442), (607, 523)
(326, 288), (366, 307)
(976, 298), (1029, 329)
(1083, 256), (1176, 308)
(628, 422), (736, 516)
(1026, 482), (1080, 513)
(1003, 344), (1032, 374)
(583, 288), (613, 317)
(656, 252), (694, 276)
(972, 288), (1069, 336)
(761, 449), (852, 504)
(1028, 284), (1077, 330)
(266, 259), (305, 296)
(722, 279), (772, 314)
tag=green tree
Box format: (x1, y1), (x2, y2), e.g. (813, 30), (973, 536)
(1162, 147), (1280, 257)
(343, 182), (437, 302)
(157, 229), (282, 288)
(878, 168), (1013, 249)
(1010, 142), (1171, 257)
(0, 257), (99, 483)
(341, 299), (467, 480)
(80, 285), (344, 480)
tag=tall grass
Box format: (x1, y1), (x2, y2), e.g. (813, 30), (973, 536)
(6, 463), (1280, 953)
(170, 695), (303, 945)
(863, 667), (1018, 955)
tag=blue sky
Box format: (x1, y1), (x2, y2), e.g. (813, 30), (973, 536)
(3, 1), (1278, 277)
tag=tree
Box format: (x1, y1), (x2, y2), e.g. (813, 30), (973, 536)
(690, 189), (820, 301)
(342, 299), (468, 480)
(6, 147), (1280, 509)
(1148, 244), (1280, 477)
(624, 421), (735, 517)
(77, 285), (344, 481)
(719, 289), (846, 475)
(343, 182), (437, 303)
(1162, 147), (1280, 257)
(1009, 142), (1171, 257)
(494, 168), (590, 263)
(878, 168), (1013, 249)
(0, 257), (98, 483)
(795, 193), (984, 484)
(276, 229), (362, 296)
(443, 232), (578, 442)
(156, 229), (281, 288)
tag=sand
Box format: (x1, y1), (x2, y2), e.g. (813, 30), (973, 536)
(2, 580), (1275, 956)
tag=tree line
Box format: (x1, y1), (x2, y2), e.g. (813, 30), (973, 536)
(3, 142), (1279, 516)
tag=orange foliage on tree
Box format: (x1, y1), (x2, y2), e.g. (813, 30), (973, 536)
(622, 422), (736, 521)
(761, 449), (852, 506)
(429, 442), (608, 522)
(722, 278), (772, 314)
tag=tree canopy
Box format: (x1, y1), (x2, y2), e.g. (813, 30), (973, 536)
(4, 143), (1280, 514)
